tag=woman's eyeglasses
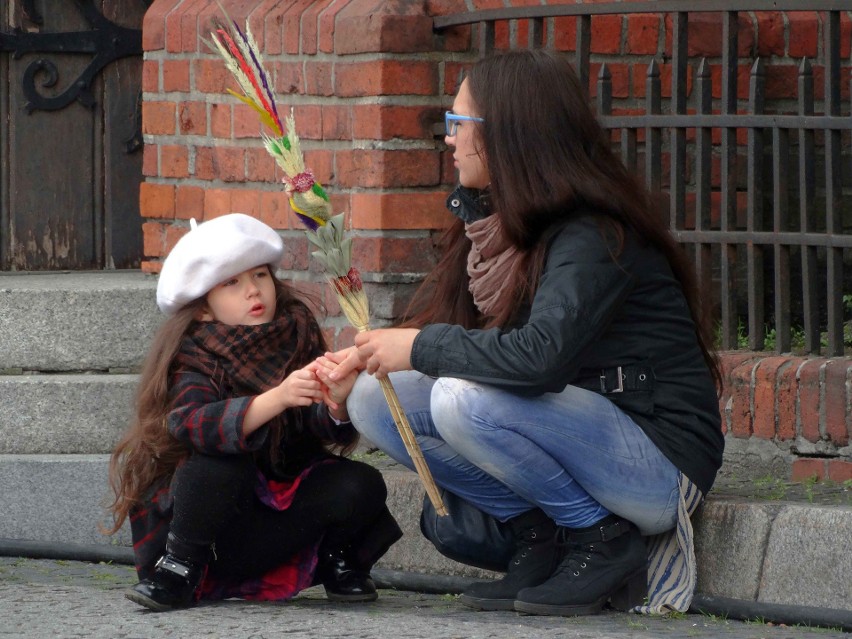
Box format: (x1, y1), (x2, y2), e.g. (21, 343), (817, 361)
(445, 111), (484, 136)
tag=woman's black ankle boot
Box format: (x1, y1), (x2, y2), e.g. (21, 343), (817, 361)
(458, 508), (558, 611)
(514, 515), (647, 616)
(316, 547), (378, 602)
(125, 533), (210, 612)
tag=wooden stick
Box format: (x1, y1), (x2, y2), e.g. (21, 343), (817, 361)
(377, 376), (448, 516)
(340, 295), (447, 516)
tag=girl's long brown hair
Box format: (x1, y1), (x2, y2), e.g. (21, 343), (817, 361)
(402, 50), (720, 390)
(105, 275), (329, 534)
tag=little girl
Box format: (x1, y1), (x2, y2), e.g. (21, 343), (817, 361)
(107, 213), (401, 612)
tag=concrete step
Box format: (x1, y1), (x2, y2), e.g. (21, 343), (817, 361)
(0, 271), (160, 371)
(0, 374), (137, 454)
(1, 455), (849, 612)
(0, 455), (132, 548)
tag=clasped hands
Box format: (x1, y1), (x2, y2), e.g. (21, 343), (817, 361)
(281, 328), (420, 417)
(324, 327), (420, 382)
(316, 327), (419, 407)
(246, 329), (418, 434)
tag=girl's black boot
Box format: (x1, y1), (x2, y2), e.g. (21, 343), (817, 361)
(458, 508), (558, 611)
(513, 515), (648, 616)
(316, 547), (378, 602)
(125, 533), (210, 612)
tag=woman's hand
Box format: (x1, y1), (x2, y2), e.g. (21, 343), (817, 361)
(352, 328), (420, 379)
(312, 348), (360, 420)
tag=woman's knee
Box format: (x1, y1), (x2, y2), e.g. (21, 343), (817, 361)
(431, 377), (493, 447)
(346, 372), (386, 436)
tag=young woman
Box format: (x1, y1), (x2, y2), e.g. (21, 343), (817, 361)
(107, 213), (401, 612)
(326, 50), (723, 617)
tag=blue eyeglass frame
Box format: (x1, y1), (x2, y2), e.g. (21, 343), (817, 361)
(445, 111), (484, 136)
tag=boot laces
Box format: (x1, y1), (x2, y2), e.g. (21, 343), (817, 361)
(511, 526), (547, 566)
(553, 541), (595, 578)
(512, 540), (533, 566)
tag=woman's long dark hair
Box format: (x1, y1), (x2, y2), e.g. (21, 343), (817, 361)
(402, 49), (720, 390)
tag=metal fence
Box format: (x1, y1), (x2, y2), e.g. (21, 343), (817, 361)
(433, 1), (852, 355)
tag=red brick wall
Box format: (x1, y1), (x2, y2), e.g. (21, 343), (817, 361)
(719, 354), (852, 481)
(139, 0), (851, 478)
(141, 0), (465, 346)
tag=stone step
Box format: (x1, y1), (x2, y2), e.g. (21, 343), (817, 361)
(0, 374), (137, 454)
(0, 455), (132, 548)
(1, 455), (849, 612)
(0, 271), (160, 371)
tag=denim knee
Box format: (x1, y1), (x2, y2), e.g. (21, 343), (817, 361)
(347, 372), (386, 439)
(431, 377), (491, 450)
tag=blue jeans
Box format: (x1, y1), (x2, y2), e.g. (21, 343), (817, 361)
(347, 371), (679, 535)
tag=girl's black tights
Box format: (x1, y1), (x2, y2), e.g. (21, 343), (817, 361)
(169, 453), (388, 580)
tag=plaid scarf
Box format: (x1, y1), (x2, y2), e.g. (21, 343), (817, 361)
(180, 303), (323, 395)
(175, 301), (326, 461)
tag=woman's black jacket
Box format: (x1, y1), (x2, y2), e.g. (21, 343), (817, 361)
(410, 190), (724, 495)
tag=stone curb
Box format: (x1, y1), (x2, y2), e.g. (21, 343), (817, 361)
(0, 456), (848, 612)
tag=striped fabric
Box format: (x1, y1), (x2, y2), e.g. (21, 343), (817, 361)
(634, 472), (704, 614)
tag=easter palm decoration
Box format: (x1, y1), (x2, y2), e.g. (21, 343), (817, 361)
(210, 14), (446, 516)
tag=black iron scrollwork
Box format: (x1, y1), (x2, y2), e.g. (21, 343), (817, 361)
(21, 0), (44, 26)
(0, 0), (148, 114)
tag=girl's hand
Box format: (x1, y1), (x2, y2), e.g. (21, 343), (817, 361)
(326, 343), (368, 382)
(275, 364), (324, 408)
(243, 364), (323, 435)
(350, 328), (419, 379)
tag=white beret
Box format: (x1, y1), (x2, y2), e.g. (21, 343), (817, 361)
(156, 213), (284, 315)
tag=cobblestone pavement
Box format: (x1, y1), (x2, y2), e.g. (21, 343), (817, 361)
(0, 558), (847, 639)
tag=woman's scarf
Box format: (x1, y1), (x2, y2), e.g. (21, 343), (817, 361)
(465, 213), (524, 318)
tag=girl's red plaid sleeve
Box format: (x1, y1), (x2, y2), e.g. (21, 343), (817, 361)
(167, 369), (268, 454)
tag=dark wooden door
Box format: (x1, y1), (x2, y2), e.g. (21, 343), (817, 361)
(0, 0), (147, 270)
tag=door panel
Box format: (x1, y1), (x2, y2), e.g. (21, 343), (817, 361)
(0, 0), (146, 270)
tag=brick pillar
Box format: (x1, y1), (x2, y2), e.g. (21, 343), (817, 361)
(719, 353), (852, 480)
(139, 0), (469, 346)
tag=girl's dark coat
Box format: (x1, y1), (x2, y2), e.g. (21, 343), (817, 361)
(129, 314), (401, 583)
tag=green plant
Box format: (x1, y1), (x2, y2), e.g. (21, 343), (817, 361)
(752, 475), (788, 500)
(715, 294), (852, 351)
(626, 619), (648, 630)
(700, 611), (729, 624)
(666, 610), (688, 620)
(790, 326), (807, 349)
(737, 320), (749, 349)
(763, 327), (776, 350)
(802, 474), (819, 503)
(792, 622), (844, 633)
(713, 320), (749, 349)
